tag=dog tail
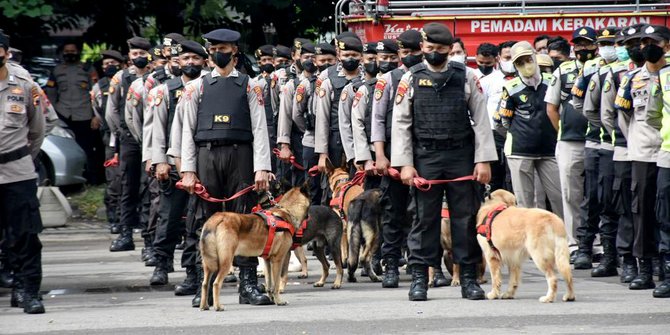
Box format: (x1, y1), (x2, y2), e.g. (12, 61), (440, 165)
(554, 231), (576, 301)
(200, 221), (219, 274)
(347, 198), (364, 275)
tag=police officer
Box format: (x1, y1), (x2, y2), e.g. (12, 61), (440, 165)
(149, 40), (208, 288)
(615, 24), (669, 290)
(270, 45), (294, 185)
(545, 27), (598, 262)
(391, 23), (497, 301)
(45, 41), (101, 184)
(106, 36), (152, 252)
(601, 25), (646, 283)
(255, 45), (281, 175)
(144, 33), (185, 93)
(179, 28), (273, 306)
(371, 30), (423, 288)
(0, 33), (46, 314)
(91, 50), (125, 234)
(493, 41), (563, 214)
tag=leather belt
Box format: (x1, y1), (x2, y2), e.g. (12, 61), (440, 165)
(0, 146), (30, 164)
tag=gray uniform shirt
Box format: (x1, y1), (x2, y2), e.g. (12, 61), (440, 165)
(293, 75), (316, 148)
(314, 68), (360, 155)
(583, 65), (614, 151)
(276, 73), (303, 145)
(601, 69), (629, 161)
(45, 63), (95, 121)
(391, 60), (498, 167)
(105, 66), (140, 136)
(351, 84), (374, 163)
(124, 77), (146, 144)
(338, 81), (357, 161)
(180, 69), (271, 173)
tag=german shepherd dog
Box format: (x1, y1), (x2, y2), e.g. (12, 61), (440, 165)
(279, 205), (344, 291)
(476, 189), (575, 303)
(199, 185), (311, 310)
(346, 189), (382, 283)
(328, 167), (364, 265)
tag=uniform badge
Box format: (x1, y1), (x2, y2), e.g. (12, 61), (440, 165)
(253, 86), (264, 105)
(519, 94), (528, 103)
(500, 89), (509, 100)
(10, 104), (23, 113)
(108, 85), (115, 94)
(395, 80), (409, 105)
(11, 87), (24, 95)
(603, 80), (612, 93)
(318, 87), (326, 98)
(316, 78), (323, 91)
(588, 80), (596, 91)
(550, 76), (557, 86)
(154, 91), (163, 106)
(131, 97), (139, 107)
(567, 73), (576, 84)
(340, 90), (348, 101)
(374, 79), (387, 101)
(475, 78), (483, 93)
(353, 90), (363, 108)
(418, 78), (432, 87)
(213, 114), (231, 123)
(295, 84), (305, 103)
(271, 78), (276, 89)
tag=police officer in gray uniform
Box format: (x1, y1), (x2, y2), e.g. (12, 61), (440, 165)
(391, 23), (497, 301)
(179, 28), (273, 307)
(0, 33), (46, 314)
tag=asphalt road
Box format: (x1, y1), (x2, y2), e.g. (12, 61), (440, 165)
(1, 228), (669, 335)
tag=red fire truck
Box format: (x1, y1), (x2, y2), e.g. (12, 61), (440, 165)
(336, 0), (670, 54)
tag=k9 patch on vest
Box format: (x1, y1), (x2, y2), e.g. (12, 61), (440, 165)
(418, 78), (432, 87)
(214, 114), (231, 123)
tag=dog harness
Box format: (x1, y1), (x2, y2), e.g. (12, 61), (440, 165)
(476, 203), (508, 249)
(254, 210), (296, 259)
(441, 208), (450, 219)
(329, 171), (367, 220)
(291, 218), (309, 250)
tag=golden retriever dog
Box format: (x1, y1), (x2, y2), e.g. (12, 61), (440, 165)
(328, 167), (364, 265)
(199, 185), (311, 311)
(476, 189), (575, 303)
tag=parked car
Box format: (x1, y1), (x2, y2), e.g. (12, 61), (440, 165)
(37, 120), (87, 186)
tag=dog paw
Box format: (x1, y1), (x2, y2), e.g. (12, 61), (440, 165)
(279, 288), (285, 294)
(428, 280), (434, 287)
(298, 273), (308, 279)
(451, 280), (461, 287)
(347, 276), (357, 283)
(276, 301), (289, 306)
(331, 283), (341, 289)
(369, 275), (381, 283)
(562, 294), (576, 302)
(200, 305), (209, 311)
(313, 281), (325, 287)
(501, 292), (515, 299)
(214, 305), (224, 312)
(486, 291), (499, 300)
(538, 295), (554, 303)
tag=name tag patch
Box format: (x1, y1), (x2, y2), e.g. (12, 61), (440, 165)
(418, 78), (433, 87)
(214, 115), (230, 123)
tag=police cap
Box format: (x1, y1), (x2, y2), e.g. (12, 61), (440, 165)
(376, 39), (399, 54)
(202, 29), (241, 45)
(597, 27), (619, 43)
(101, 50), (125, 63)
(293, 38), (311, 52)
(275, 45), (292, 59)
(363, 42), (377, 55)
(179, 40), (208, 59)
(163, 33), (185, 47)
(255, 45), (274, 59)
(335, 31), (358, 43)
(127, 36), (152, 51)
(315, 43), (337, 56)
(397, 30), (421, 50)
(642, 25), (670, 43)
(151, 45), (166, 60)
(422, 23), (454, 46)
(622, 24), (648, 43)
(571, 26), (597, 43)
(337, 36), (363, 53)
(301, 42), (316, 54)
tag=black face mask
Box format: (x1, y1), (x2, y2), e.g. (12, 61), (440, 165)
(552, 58), (563, 71)
(302, 60), (317, 73)
(104, 65), (119, 78)
(478, 64), (494, 76)
(341, 58), (360, 71)
(170, 65), (182, 77)
(132, 56), (149, 69)
(212, 51), (233, 68)
(642, 44), (665, 63)
(294, 60), (303, 71)
(260, 63), (275, 73)
(63, 53), (79, 63)
(575, 49), (596, 63)
(276, 63), (290, 70)
(317, 63), (331, 72)
(627, 45), (645, 64)
(182, 64), (202, 79)
(424, 52), (448, 66)
(379, 61), (398, 74)
(364, 61), (379, 76)
(401, 54), (423, 68)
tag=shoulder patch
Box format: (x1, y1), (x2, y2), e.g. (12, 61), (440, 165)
(603, 80), (612, 93)
(353, 90), (363, 108)
(340, 90), (348, 101)
(374, 78), (387, 101)
(296, 84), (305, 103)
(395, 80), (409, 105)
(589, 80), (596, 91)
(318, 87), (326, 98)
(550, 75), (557, 86)
(315, 78), (323, 91)
(253, 85), (264, 105)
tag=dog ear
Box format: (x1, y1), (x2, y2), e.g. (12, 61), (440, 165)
(299, 181), (311, 198)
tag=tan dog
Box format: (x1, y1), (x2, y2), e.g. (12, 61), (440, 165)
(476, 189), (575, 303)
(199, 186), (311, 311)
(328, 167), (363, 264)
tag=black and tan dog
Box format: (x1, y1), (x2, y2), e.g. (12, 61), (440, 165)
(199, 185), (311, 311)
(346, 189), (382, 283)
(328, 167), (364, 264)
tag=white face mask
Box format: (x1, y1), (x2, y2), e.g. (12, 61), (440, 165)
(598, 45), (617, 62)
(500, 60), (516, 74)
(449, 54), (466, 64)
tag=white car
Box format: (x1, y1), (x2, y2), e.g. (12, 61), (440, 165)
(36, 121), (87, 186)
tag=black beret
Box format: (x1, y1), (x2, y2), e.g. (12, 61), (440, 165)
(179, 40), (208, 59)
(163, 33), (185, 47)
(597, 27), (619, 43)
(255, 45), (274, 59)
(127, 36), (152, 51)
(301, 42), (316, 54)
(315, 43), (337, 56)
(274, 45), (292, 59)
(336, 31), (358, 42)
(422, 22), (454, 45)
(337, 36), (363, 53)
(202, 29), (241, 44)
(101, 50), (125, 63)
(397, 30), (421, 50)
(293, 38), (311, 52)
(151, 45), (166, 60)
(375, 39), (399, 54)
(363, 42), (377, 54)
(0, 33), (10, 50)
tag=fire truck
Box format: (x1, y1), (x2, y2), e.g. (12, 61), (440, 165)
(336, 0), (670, 54)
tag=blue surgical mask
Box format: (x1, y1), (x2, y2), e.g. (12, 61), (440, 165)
(615, 46), (630, 62)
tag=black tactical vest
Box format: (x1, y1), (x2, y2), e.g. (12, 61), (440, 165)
(385, 67), (406, 140)
(118, 69), (138, 131)
(328, 69), (354, 132)
(165, 77), (184, 144)
(353, 77), (377, 143)
(194, 73), (253, 144)
(611, 68), (628, 148)
(154, 66), (168, 84)
(507, 81), (557, 156)
(410, 63), (472, 142)
(98, 77), (111, 131)
(559, 62), (588, 142)
(596, 70), (612, 145)
(303, 75), (317, 131)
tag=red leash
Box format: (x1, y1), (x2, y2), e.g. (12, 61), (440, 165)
(272, 148), (306, 171)
(386, 167), (475, 191)
(103, 156), (119, 168)
(175, 181), (255, 203)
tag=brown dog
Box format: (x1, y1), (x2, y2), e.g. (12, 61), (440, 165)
(199, 185), (311, 311)
(476, 189), (575, 303)
(328, 167), (363, 265)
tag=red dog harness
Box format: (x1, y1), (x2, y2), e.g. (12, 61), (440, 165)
(291, 218), (309, 250)
(476, 203), (508, 249)
(254, 210), (295, 259)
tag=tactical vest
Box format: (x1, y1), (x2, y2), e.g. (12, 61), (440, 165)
(303, 75), (317, 131)
(353, 77), (377, 143)
(98, 77), (111, 131)
(328, 69), (354, 132)
(611, 65), (630, 148)
(558, 61), (587, 142)
(385, 67), (406, 140)
(118, 69), (139, 131)
(194, 73), (253, 144)
(165, 77), (184, 144)
(154, 66), (169, 85)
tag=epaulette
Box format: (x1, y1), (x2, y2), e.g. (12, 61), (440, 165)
(582, 57), (601, 77)
(503, 77), (524, 96)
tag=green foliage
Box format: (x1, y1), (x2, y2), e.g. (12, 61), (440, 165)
(0, 0), (53, 18)
(81, 42), (107, 63)
(69, 184), (106, 220)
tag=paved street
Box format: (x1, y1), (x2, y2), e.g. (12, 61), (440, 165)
(1, 223), (669, 335)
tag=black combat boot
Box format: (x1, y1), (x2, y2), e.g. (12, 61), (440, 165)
(432, 267), (451, 287)
(191, 265), (213, 308)
(620, 255), (638, 283)
(238, 266), (273, 305)
(145, 255), (159, 267)
(110, 223), (120, 234)
(175, 266), (198, 296)
(653, 257), (670, 298)
(109, 225), (135, 252)
(408, 264), (428, 301)
(371, 253), (383, 277)
(22, 289), (45, 314)
(10, 285), (24, 308)
(460, 263), (485, 300)
(0, 265), (13, 288)
(141, 236), (154, 262)
(653, 255), (665, 281)
(573, 242), (593, 269)
(591, 239), (618, 277)
(149, 258), (169, 286)
(629, 258), (656, 290)
(382, 258), (399, 288)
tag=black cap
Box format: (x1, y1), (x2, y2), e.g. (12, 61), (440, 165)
(375, 39), (399, 54)
(397, 30), (421, 50)
(0, 32), (9, 50)
(422, 22), (454, 45)
(179, 40), (208, 59)
(255, 45), (274, 59)
(622, 24), (648, 43)
(151, 45), (166, 60)
(202, 29), (241, 44)
(163, 33), (185, 47)
(101, 50), (125, 63)
(301, 42), (316, 54)
(337, 36), (363, 53)
(615, 28), (627, 43)
(642, 25), (670, 43)
(315, 43), (337, 56)
(274, 45), (292, 59)
(293, 38), (311, 52)
(571, 27), (597, 43)
(127, 36), (152, 51)
(363, 42), (378, 54)
(335, 31), (358, 44)
(597, 27), (619, 43)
